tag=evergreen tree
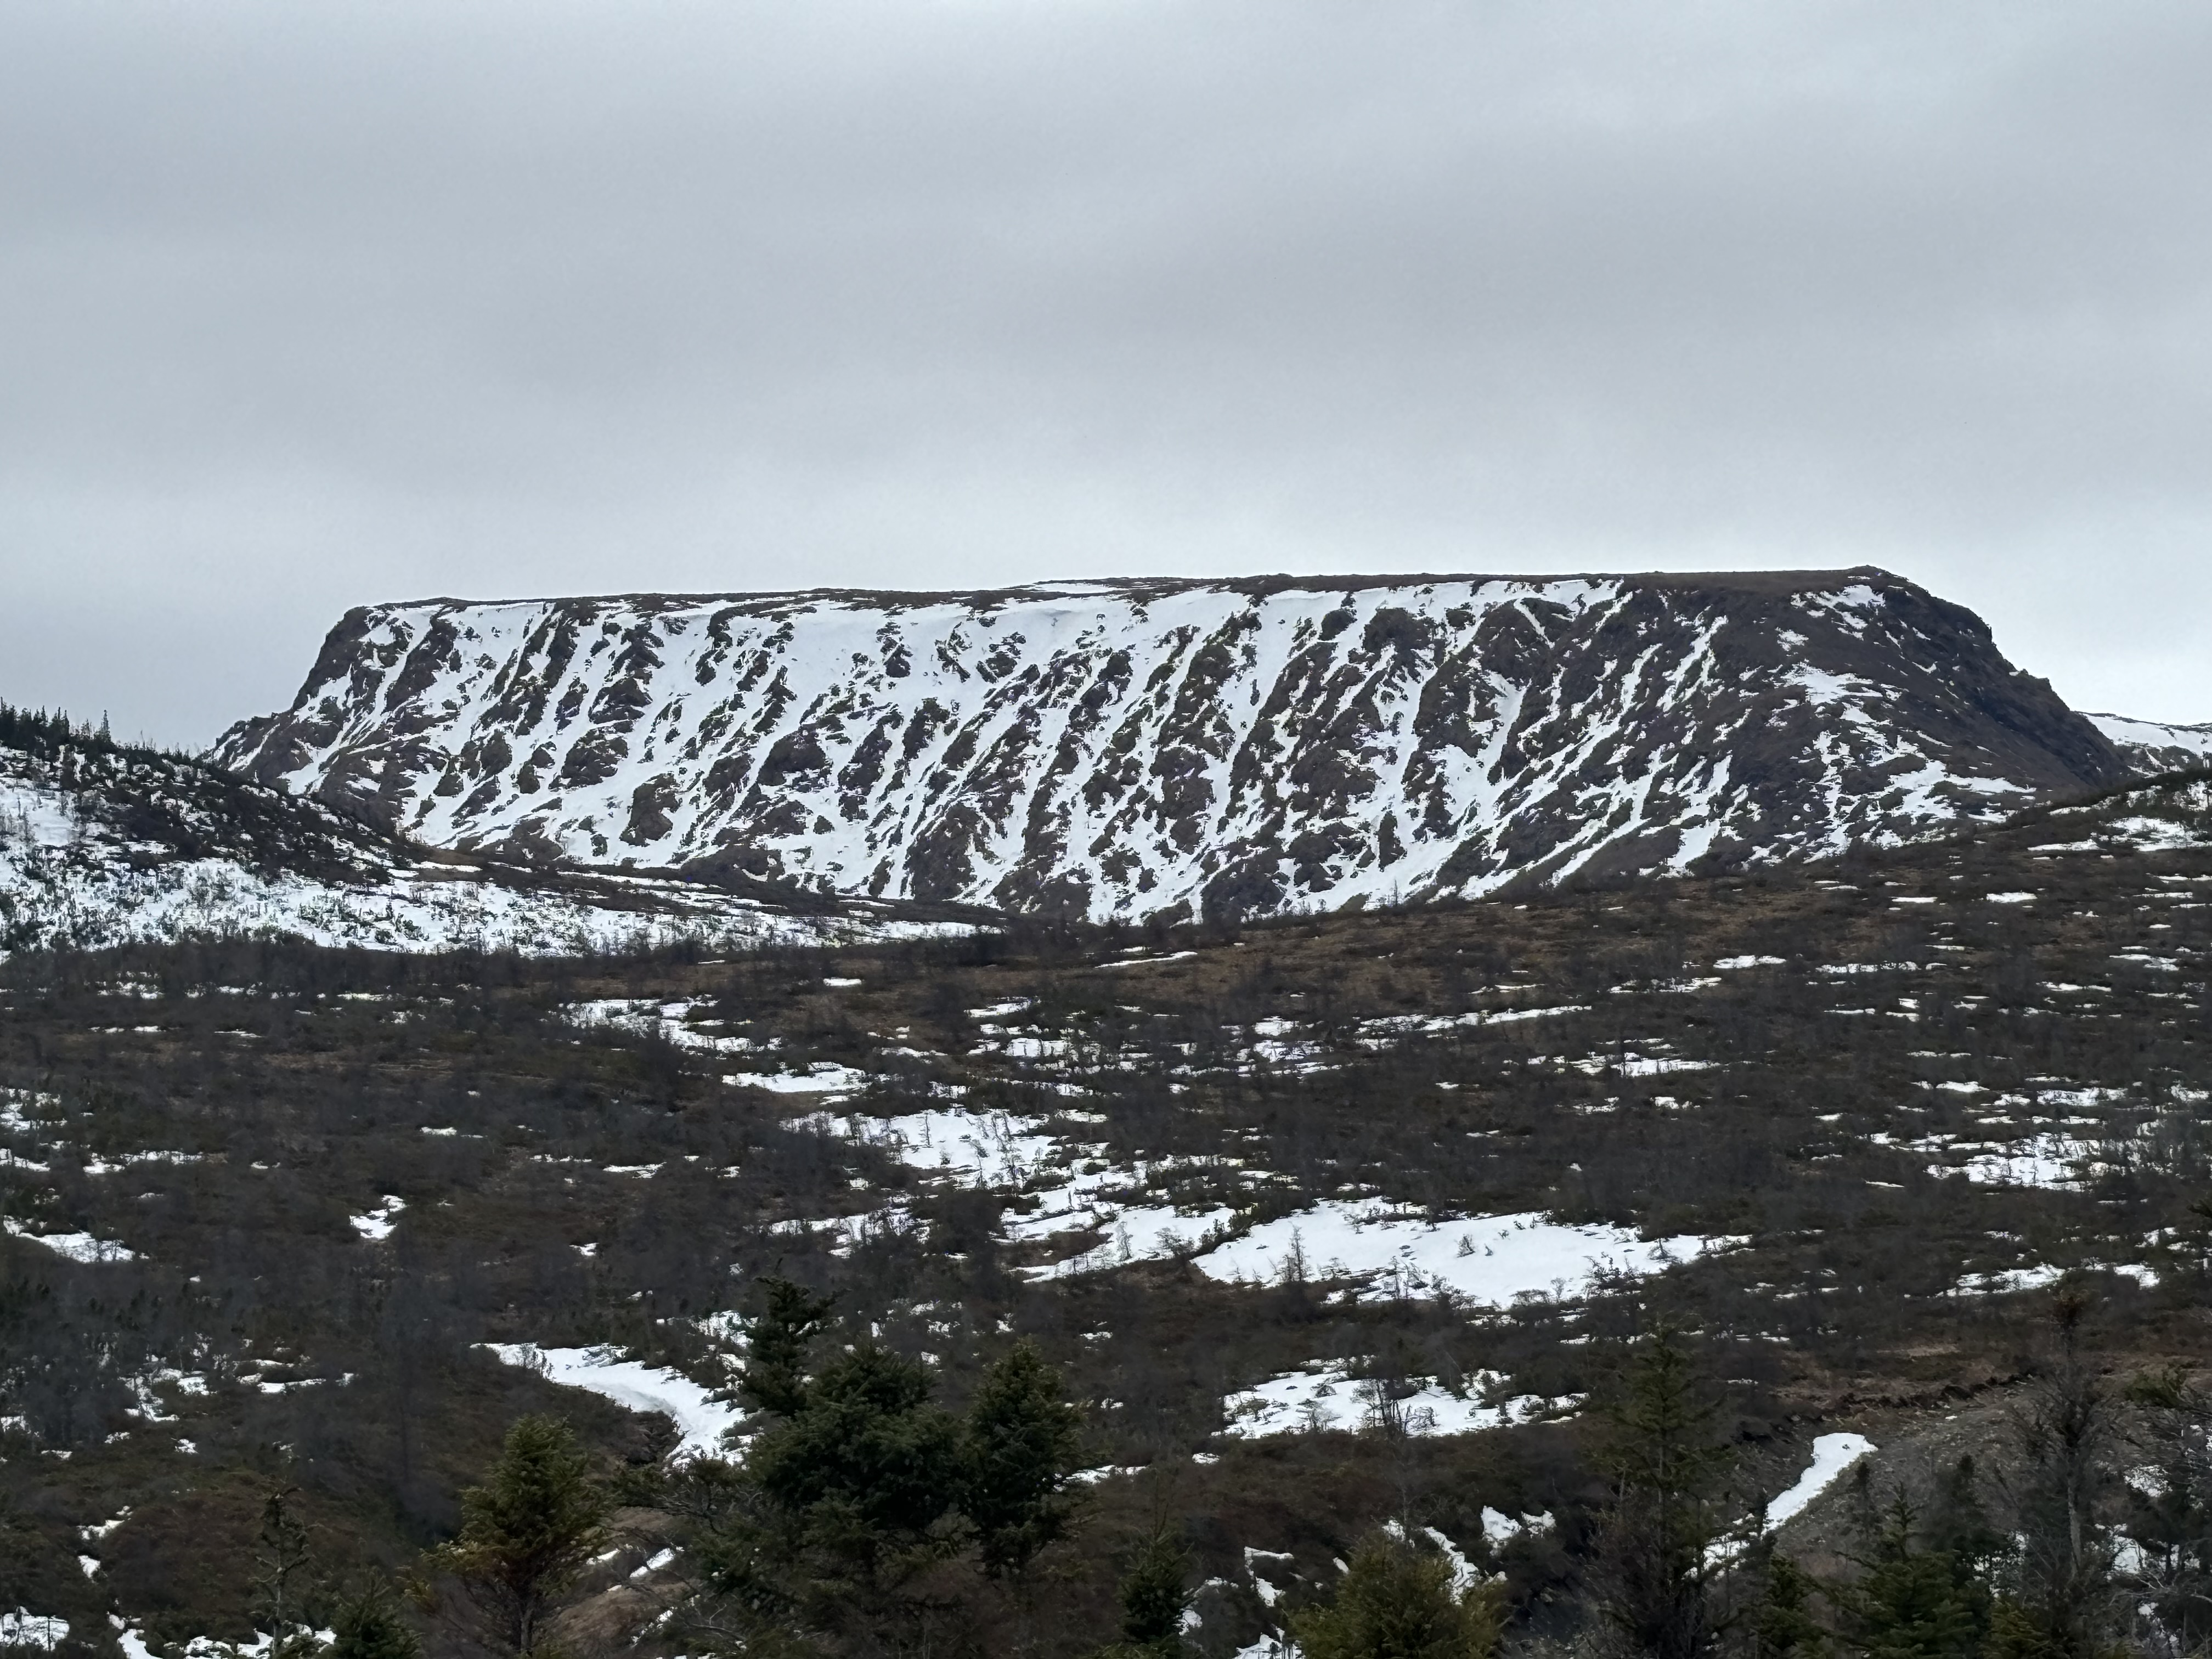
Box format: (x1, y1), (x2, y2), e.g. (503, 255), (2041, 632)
(2121, 1366), (2212, 1653)
(1836, 1491), (1990, 1659)
(1101, 1525), (1194, 1656)
(1923, 1458), (2005, 1583)
(689, 1284), (1087, 1654)
(698, 1328), (964, 1651)
(740, 1278), (835, 1419)
(330, 1578), (424, 1659)
(424, 1415), (611, 1658)
(1290, 1533), (1505, 1659)
(1987, 1293), (2120, 1659)
(1746, 1549), (1828, 1659)
(746, 1342), (964, 1585)
(1593, 1324), (1739, 1659)
(962, 1340), (1086, 1583)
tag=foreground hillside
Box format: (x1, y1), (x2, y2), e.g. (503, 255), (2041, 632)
(0, 709), (973, 957)
(212, 570), (2127, 919)
(1, 768), (2205, 1656)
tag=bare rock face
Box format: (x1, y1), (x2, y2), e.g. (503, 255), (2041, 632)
(211, 569), (2131, 921)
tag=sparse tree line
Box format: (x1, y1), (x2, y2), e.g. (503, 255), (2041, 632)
(139, 1284), (2212, 1659)
(1581, 1290), (2212, 1659)
(0, 826), (2204, 1659)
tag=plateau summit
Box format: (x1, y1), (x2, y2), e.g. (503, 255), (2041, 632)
(214, 569), (2129, 922)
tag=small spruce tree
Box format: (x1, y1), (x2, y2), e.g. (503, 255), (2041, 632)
(330, 1578), (423, 1659)
(1745, 1548), (1827, 1659)
(423, 1415), (611, 1658)
(745, 1341), (964, 1588)
(739, 1278), (835, 1419)
(1101, 1525), (1194, 1656)
(1593, 1323), (1739, 1659)
(1837, 1490), (1991, 1659)
(1291, 1533), (1505, 1659)
(962, 1340), (1086, 1583)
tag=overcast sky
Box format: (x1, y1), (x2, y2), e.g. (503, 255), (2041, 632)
(3, 0), (2208, 747)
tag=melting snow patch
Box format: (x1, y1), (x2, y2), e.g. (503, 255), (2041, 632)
(1069, 1463), (1149, 1485)
(724, 1062), (873, 1094)
(1019, 1202), (1239, 1277)
(1359, 1004), (1591, 1041)
(1221, 1364), (1570, 1438)
(1768, 1434), (1876, 1528)
(81, 1150), (204, 1174)
(813, 1107), (1235, 1276)
(483, 1344), (744, 1458)
(2110, 817), (2204, 851)
(2, 1222), (137, 1263)
(1715, 956), (1787, 969)
(1923, 1133), (2096, 1190)
(566, 999), (767, 1055)
(1481, 1506), (1556, 1547)
(1956, 1263), (2067, 1296)
(837, 1109), (1061, 1186)
(1, 1612), (69, 1651)
(1571, 1053), (1711, 1077)
(1194, 1204), (1736, 1306)
(349, 1197), (405, 1240)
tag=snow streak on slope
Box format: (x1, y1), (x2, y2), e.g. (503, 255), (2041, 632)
(0, 741), (947, 957)
(216, 571), (2126, 921)
(482, 1344), (745, 1457)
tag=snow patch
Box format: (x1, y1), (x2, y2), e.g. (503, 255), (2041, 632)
(482, 1344), (745, 1457)
(1768, 1434), (1876, 1528)
(1194, 1203), (1736, 1306)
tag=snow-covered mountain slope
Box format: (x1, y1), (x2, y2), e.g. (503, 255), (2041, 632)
(2085, 713), (2212, 776)
(213, 569), (2130, 922)
(0, 731), (956, 956)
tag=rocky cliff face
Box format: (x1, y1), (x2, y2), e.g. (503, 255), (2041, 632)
(213, 569), (2130, 921)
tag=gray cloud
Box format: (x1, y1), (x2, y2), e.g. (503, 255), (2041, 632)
(2, 0), (2208, 746)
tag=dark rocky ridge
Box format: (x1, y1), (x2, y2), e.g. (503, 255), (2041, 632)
(212, 569), (2131, 921)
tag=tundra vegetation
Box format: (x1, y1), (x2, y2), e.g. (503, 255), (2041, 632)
(2, 740), (2210, 1655)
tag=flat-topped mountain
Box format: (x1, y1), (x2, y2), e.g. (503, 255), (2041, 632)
(213, 569), (2131, 921)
